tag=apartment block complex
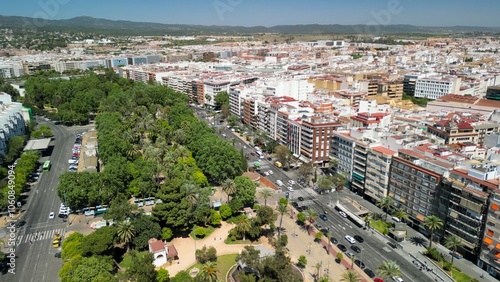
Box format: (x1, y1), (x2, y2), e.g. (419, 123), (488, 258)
(388, 149), (450, 235)
(0, 93), (29, 156)
(414, 76), (461, 99)
(364, 146), (395, 202)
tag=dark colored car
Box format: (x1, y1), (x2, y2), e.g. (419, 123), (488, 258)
(297, 196), (304, 201)
(55, 252), (61, 258)
(354, 259), (365, 269)
(296, 206), (304, 212)
(14, 219), (26, 228)
(320, 228), (329, 235)
(364, 269), (376, 278)
(319, 214), (328, 221)
(292, 202), (298, 208)
(351, 245), (361, 253)
(330, 237), (338, 244)
(354, 235), (364, 243)
(337, 244), (347, 252)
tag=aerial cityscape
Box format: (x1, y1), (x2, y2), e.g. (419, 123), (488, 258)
(0, 1), (500, 282)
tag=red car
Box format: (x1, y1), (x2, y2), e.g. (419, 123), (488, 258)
(374, 278), (384, 282)
(309, 218), (315, 223)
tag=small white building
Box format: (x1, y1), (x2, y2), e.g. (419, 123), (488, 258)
(148, 238), (178, 267)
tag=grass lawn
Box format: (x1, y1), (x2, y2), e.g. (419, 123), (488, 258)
(426, 256), (473, 282)
(120, 251), (150, 269)
(187, 254), (239, 281)
(190, 226), (216, 240)
(451, 268), (473, 282)
(370, 219), (389, 234)
(224, 237), (259, 245)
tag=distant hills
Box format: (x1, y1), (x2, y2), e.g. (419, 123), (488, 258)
(1, 15), (500, 36)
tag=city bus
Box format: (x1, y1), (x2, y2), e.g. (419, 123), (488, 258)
(42, 160), (51, 172)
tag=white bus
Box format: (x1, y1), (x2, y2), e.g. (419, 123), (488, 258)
(256, 151), (264, 159)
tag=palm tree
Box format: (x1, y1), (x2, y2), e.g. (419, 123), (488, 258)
(424, 215), (444, 249)
(235, 218), (251, 241)
(276, 202), (288, 239)
(116, 220), (135, 252)
(376, 196), (393, 221)
(314, 261), (322, 279)
(445, 235), (463, 266)
(340, 270), (361, 282)
(259, 189), (273, 206)
(392, 208), (409, 222)
(221, 178), (236, 203)
(376, 260), (401, 279)
(197, 261), (218, 282)
(184, 183), (199, 208)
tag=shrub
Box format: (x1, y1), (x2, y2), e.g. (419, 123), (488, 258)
(425, 247), (443, 262)
(210, 210), (222, 226)
(297, 255), (307, 268)
(162, 227), (174, 241)
(194, 227), (208, 239)
(195, 246), (217, 263)
(220, 204), (232, 220)
(443, 261), (453, 271)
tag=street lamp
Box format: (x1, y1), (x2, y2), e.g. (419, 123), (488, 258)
(326, 227), (331, 254)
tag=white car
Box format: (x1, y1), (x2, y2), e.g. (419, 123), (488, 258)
(287, 186), (294, 192)
(49, 212), (55, 219)
(392, 276), (404, 282)
(339, 211), (348, 218)
(264, 171), (270, 176)
(345, 235), (356, 244)
(268, 170), (274, 175)
(288, 180), (295, 185)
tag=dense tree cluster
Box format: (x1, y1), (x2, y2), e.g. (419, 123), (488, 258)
(0, 150), (40, 209)
(20, 70), (256, 281)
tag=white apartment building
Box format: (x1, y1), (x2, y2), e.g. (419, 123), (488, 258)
(0, 93), (28, 156)
(0, 63), (24, 78)
(263, 78), (313, 101)
(203, 80), (230, 107)
(414, 76), (461, 99)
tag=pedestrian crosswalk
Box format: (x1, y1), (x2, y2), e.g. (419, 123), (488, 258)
(16, 228), (65, 245)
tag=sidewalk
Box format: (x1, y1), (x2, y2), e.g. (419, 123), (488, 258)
(163, 221), (266, 276)
(280, 204), (372, 282)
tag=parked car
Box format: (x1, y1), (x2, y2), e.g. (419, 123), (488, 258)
(297, 196), (304, 201)
(364, 269), (376, 278)
(392, 276), (404, 282)
(353, 235), (364, 243)
(337, 244), (347, 252)
(345, 251), (354, 259)
(320, 228), (329, 235)
(351, 245), (361, 253)
(374, 278), (384, 282)
(354, 259), (365, 269)
(49, 212), (55, 219)
(296, 206), (304, 212)
(330, 237), (338, 244)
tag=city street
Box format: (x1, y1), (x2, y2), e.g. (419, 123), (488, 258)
(0, 118), (92, 282)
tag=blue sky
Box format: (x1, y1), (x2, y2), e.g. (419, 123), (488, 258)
(2, 0), (499, 27)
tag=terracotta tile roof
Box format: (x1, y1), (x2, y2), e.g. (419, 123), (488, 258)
(457, 121), (473, 129)
(475, 99), (500, 108)
(437, 94), (479, 104)
(167, 245), (178, 259)
(148, 238), (166, 253)
(372, 146), (395, 155)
